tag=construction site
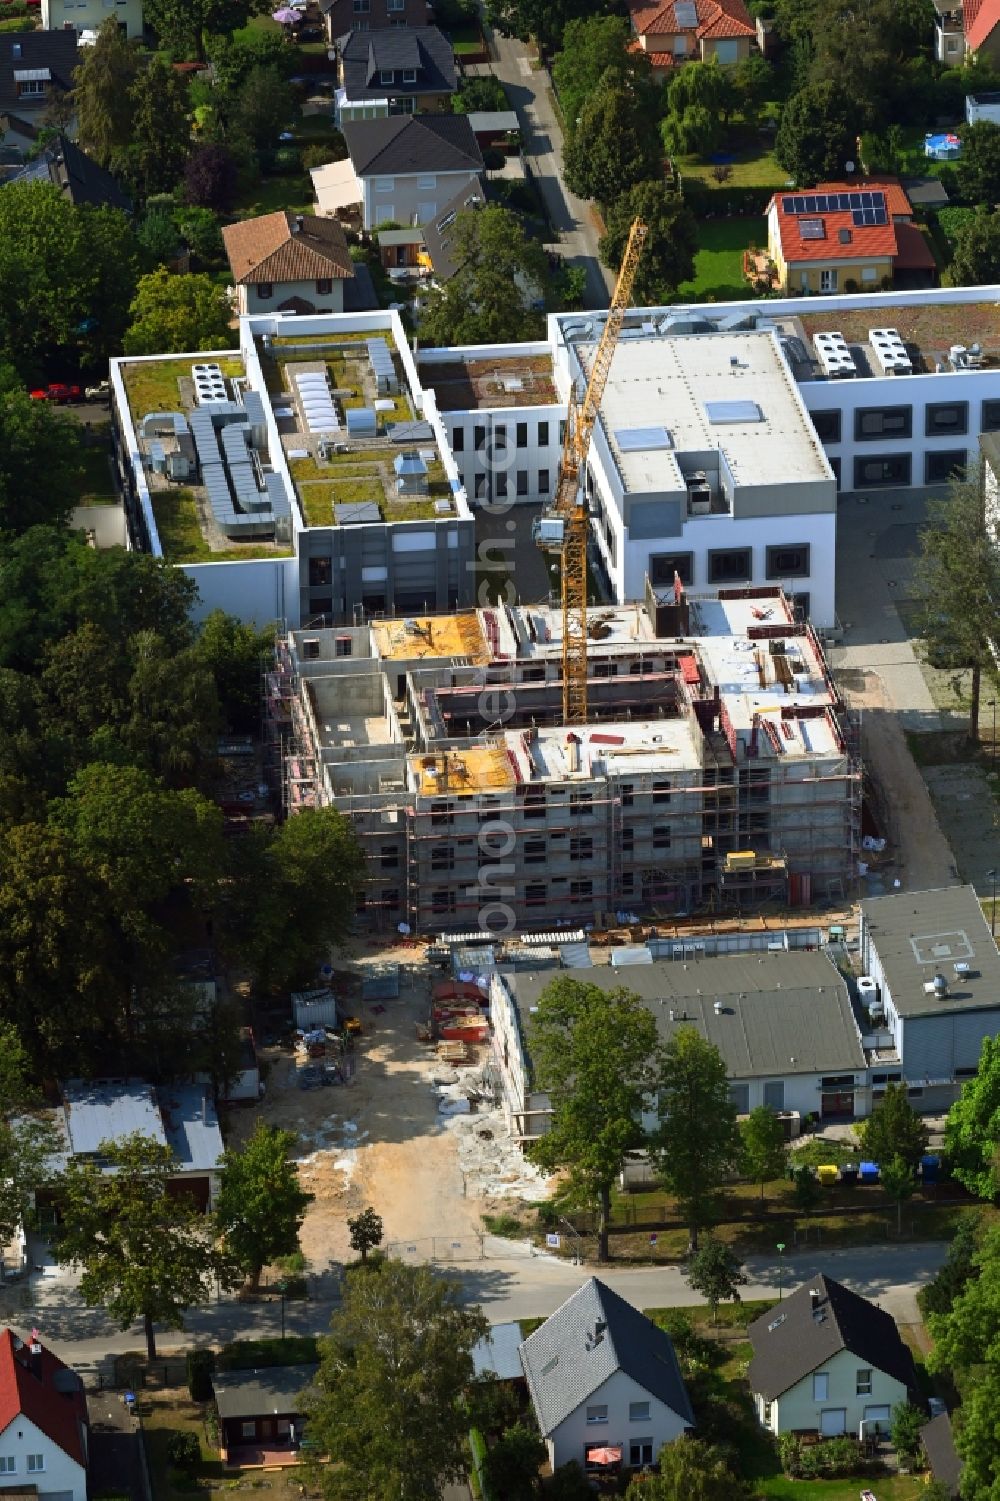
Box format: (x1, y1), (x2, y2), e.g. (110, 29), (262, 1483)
(264, 582), (861, 932)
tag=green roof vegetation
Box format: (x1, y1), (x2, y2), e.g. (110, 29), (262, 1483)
(122, 355), (242, 423)
(150, 489), (292, 563)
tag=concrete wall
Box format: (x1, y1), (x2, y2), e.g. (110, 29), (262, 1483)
(546, 1369), (690, 1472)
(182, 557), (298, 626)
(0, 1413), (87, 1501)
(761, 1346), (909, 1436)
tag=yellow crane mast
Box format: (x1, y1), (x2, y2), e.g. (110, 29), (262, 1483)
(535, 218), (648, 724)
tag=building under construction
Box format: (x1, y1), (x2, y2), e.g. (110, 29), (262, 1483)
(266, 583), (860, 932)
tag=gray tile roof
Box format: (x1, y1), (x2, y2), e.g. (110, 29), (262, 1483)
(503, 952), (866, 1080)
(342, 113), (482, 178)
(422, 178), (485, 281)
(472, 1322), (525, 1382)
(12, 133), (131, 212)
(212, 1365), (319, 1421)
(340, 25), (455, 101)
(860, 884), (1000, 1017)
(519, 1278), (693, 1436)
(921, 1413), (961, 1496)
(747, 1274), (918, 1401)
(0, 30), (79, 116)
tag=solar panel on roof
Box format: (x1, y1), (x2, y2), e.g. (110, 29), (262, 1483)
(800, 218), (825, 239)
(705, 400), (762, 423)
(615, 425), (673, 451)
(675, 0), (698, 24)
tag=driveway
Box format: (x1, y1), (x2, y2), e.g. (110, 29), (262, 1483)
(473, 27), (615, 310)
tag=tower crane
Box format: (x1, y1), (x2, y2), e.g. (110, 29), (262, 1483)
(534, 218), (648, 725)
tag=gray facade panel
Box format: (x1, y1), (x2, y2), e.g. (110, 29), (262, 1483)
(626, 498), (683, 539)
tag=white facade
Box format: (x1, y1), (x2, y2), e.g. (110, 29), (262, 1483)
(361, 167), (482, 230)
(43, 0), (143, 37)
(235, 277), (347, 317)
(754, 1346), (910, 1438)
(0, 1413), (87, 1501)
(546, 1368), (690, 1472)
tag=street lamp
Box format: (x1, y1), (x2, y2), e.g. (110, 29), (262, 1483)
(277, 1279), (288, 1341)
(989, 870), (998, 940)
(776, 1242), (786, 1301)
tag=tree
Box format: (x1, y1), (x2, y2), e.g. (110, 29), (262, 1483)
(124, 267), (233, 356)
(739, 1107), (787, 1200)
(553, 17), (654, 140)
(957, 121), (1000, 204)
(950, 208), (1000, 286)
(918, 1212), (981, 1318)
(127, 56), (191, 198)
(916, 473), (1000, 744)
(662, 60), (733, 156)
(194, 611), (273, 733)
(347, 1206), (384, 1264)
(417, 205), (550, 346)
(145, 0), (254, 60)
(452, 76), (508, 115)
(53, 1133), (227, 1359)
(684, 1237), (748, 1324)
(215, 1122), (312, 1291)
(858, 1082), (929, 1170)
(231, 65), (295, 153)
(952, 1363), (1000, 1497)
(927, 1224), (1000, 1372)
(482, 1424), (545, 1501)
(890, 1402), (926, 1462)
(881, 1155), (915, 1236)
(563, 79), (661, 207)
(652, 1027), (741, 1251)
(774, 82), (859, 186)
(0, 393), (85, 534)
(183, 143), (239, 211)
(137, 210), (183, 269)
(484, 0), (598, 51)
(624, 1439), (750, 1500)
(0, 1021), (58, 1253)
(73, 18), (141, 173)
(601, 181), (697, 303)
(731, 53), (774, 128)
(945, 1035), (1000, 1198)
(302, 1260), (488, 1501)
(791, 1163), (821, 1212)
(173, 205), (225, 265)
(525, 977), (659, 1262)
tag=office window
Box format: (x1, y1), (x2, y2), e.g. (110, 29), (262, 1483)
(569, 791), (593, 816)
(524, 837), (546, 863)
(559, 419), (566, 445)
(380, 845), (399, 869)
(649, 552), (693, 587)
(431, 889), (457, 914)
(709, 548), (752, 583)
(571, 879), (593, 900)
(309, 556), (332, 586)
(925, 449), (967, 484)
(570, 836), (593, 859)
(451, 427), (464, 452)
(810, 409), (841, 443)
(857, 1369), (873, 1395)
(516, 421), (528, 447)
(538, 468), (550, 492)
(586, 1405), (608, 1424)
(630, 1439), (654, 1466)
(926, 401), (968, 436)
(766, 544), (810, 579)
(853, 454), (911, 487)
(855, 406), (912, 441)
(474, 424), (486, 450)
(431, 845), (454, 871)
(620, 783), (634, 807)
(523, 789), (546, 819)
(516, 469), (528, 495)
(474, 473), (486, 499)
(653, 826), (671, 848)
(494, 424), (507, 450)
(629, 1402), (651, 1423)
(316, 278), (332, 295)
(335, 635), (352, 656)
(538, 420), (550, 445)
(495, 473), (508, 498)
(983, 399), (1000, 432)
(525, 881), (547, 905)
(430, 800), (451, 826)
(813, 1373), (829, 1401)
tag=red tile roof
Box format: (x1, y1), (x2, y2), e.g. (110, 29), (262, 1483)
(627, 38), (679, 64)
(966, 0), (1000, 51)
(628, 0), (753, 40)
(770, 193), (898, 262)
(0, 1330), (87, 1467)
(812, 177), (914, 220)
(222, 211), (354, 286)
(892, 220), (937, 270)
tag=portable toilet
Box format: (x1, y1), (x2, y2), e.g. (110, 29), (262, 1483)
(859, 1161), (880, 1184)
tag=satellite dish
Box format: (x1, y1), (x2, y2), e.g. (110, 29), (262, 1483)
(845, 160), (855, 173)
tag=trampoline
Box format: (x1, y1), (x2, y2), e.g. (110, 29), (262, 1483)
(925, 130), (962, 159)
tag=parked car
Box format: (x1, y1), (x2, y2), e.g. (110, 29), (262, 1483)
(30, 383), (83, 403)
(84, 381), (111, 403)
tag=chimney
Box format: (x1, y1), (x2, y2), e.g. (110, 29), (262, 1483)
(293, 214), (304, 234)
(29, 1339), (43, 1380)
(809, 1288), (821, 1310)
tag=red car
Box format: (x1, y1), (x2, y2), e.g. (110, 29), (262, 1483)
(30, 383), (82, 403)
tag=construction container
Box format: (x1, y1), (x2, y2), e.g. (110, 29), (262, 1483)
(292, 988), (338, 1030)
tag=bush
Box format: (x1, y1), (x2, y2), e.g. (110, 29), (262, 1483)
(165, 1431), (200, 1470)
(218, 1335), (318, 1370)
(779, 1433), (870, 1479)
(185, 1348), (215, 1403)
(482, 1211), (522, 1237)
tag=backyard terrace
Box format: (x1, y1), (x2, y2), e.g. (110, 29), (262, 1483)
(795, 302), (1000, 375)
(418, 353), (558, 410)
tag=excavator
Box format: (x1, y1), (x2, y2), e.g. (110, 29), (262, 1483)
(533, 218), (648, 724)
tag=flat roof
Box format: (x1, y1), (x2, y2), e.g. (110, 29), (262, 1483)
(417, 353), (558, 410)
(862, 884), (1000, 1017)
(796, 303), (1000, 378)
(580, 330), (830, 493)
(471, 1323), (524, 1381)
(62, 1080), (164, 1156)
(504, 952), (866, 1079)
(212, 1365), (318, 1421)
(521, 715), (702, 779)
(412, 742), (515, 795)
(372, 612), (489, 663)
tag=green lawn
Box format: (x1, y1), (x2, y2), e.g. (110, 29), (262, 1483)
(78, 447), (118, 503)
(141, 1388), (310, 1501)
(679, 143), (786, 189)
(150, 490), (292, 563)
(677, 217), (766, 302)
(232, 172), (314, 219)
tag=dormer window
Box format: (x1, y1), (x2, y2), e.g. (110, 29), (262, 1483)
(402, 68), (417, 83)
(379, 69), (395, 85)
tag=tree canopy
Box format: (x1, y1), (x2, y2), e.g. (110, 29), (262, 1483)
(527, 977), (659, 1261)
(553, 16), (655, 141)
(684, 1238), (747, 1323)
(600, 182), (697, 304)
(303, 1260), (489, 1501)
(858, 1082), (929, 1169)
(739, 1106), (787, 1199)
(0, 393), (86, 534)
(564, 79), (661, 207)
(950, 209), (1000, 287)
(124, 268), (235, 356)
(662, 61), (732, 157)
(216, 1121), (312, 1291)
(483, 0), (602, 51)
(417, 205), (549, 346)
(624, 1439), (750, 1500)
(652, 1028), (740, 1250)
(774, 82), (859, 186)
(945, 1035), (1000, 1198)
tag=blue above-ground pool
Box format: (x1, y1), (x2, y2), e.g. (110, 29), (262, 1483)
(925, 130), (962, 159)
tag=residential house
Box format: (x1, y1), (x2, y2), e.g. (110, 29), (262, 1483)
(212, 1365), (318, 1465)
(627, 0), (755, 80)
(336, 26), (456, 123)
(376, 178), (485, 282)
(963, 0), (1000, 60)
(41, 0), (143, 40)
(763, 179), (936, 294)
(748, 1275), (917, 1437)
(327, 114), (483, 229)
(221, 211), (356, 317)
(320, 0), (428, 48)
(0, 1329), (89, 1500)
(0, 29), (79, 156)
(11, 131), (131, 211)
(52, 1079), (224, 1210)
(519, 1277), (694, 1473)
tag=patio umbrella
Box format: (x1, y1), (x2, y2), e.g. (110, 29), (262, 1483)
(273, 7), (298, 21)
(586, 1447), (622, 1467)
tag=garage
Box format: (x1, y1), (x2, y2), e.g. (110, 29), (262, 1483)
(864, 1405), (891, 1434)
(820, 1409), (847, 1436)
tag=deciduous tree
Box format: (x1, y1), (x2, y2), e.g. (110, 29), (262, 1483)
(881, 1154), (916, 1236)
(957, 121), (1000, 202)
(231, 64), (295, 152)
(946, 1035), (1000, 1197)
(858, 1082), (929, 1170)
(53, 1133), (229, 1359)
(563, 79), (661, 207)
(127, 56), (192, 199)
(526, 977), (659, 1262)
(417, 205), (550, 346)
(553, 16), (654, 140)
(302, 1260), (488, 1501)
(600, 182), (697, 303)
(0, 393), (85, 534)
(74, 18), (141, 172)
(484, 0), (599, 51)
(918, 1212), (980, 1318)
(624, 1439), (750, 1500)
(739, 1106), (787, 1200)
(124, 267), (234, 356)
(183, 143), (239, 212)
(950, 208), (1000, 286)
(193, 611), (273, 734)
(347, 1206), (384, 1264)
(684, 1237), (747, 1324)
(928, 1223), (1000, 1372)
(0, 1021), (59, 1253)
(661, 60), (733, 156)
(145, 0), (254, 60)
(216, 1122), (312, 1291)
(652, 1028), (741, 1251)
(774, 82), (858, 186)
(482, 1424), (546, 1501)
